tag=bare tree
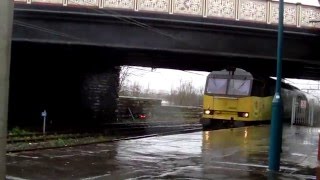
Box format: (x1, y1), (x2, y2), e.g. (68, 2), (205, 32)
(119, 66), (131, 94)
(118, 67), (204, 106)
(130, 82), (143, 97)
(166, 80), (203, 106)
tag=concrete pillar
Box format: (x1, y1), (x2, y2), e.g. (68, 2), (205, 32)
(81, 66), (120, 126)
(0, 0), (14, 178)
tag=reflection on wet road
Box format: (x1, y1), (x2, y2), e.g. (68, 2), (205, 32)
(6, 125), (319, 179)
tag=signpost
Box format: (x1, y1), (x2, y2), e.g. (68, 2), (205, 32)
(42, 110), (47, 135)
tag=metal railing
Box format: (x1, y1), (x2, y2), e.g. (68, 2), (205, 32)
(14, 0), (320, 29)
(291, 95), (320, 127)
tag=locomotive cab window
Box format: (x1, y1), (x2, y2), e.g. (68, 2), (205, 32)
(251, 80), (266, 97)
(206, 78), (228, 95)
(227, 79), (251, 96)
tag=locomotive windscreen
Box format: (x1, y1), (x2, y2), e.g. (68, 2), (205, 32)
(206, 68), (253, 96)
(227, 79), (251, 96)
(206, 78), (251, 96)
(206, 78), (228, 95)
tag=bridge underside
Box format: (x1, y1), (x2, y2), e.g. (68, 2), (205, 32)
(13, 5), (320, 79)
(12, 41), (320, 79)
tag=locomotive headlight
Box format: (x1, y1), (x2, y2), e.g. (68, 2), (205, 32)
(238, 112), (249, 118)
(205, 110), (211, 115)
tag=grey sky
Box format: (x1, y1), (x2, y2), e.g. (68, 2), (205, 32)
(125, 66), (320, 97)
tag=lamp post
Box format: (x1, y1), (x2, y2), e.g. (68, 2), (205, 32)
(268, 0), (284, 172)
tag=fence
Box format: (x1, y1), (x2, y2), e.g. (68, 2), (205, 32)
(291, 95), (320, 127)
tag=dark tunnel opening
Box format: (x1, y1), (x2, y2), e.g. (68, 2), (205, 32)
(8, 42), (120, 131)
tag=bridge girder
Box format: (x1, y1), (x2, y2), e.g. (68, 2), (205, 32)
(12, 4), (320, 79)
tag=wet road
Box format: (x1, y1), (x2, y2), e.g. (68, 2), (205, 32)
(6, 125), (319, 179)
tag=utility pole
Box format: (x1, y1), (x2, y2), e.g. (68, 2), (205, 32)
(268, 0), (284, 171)
(0, 0), (14, 178)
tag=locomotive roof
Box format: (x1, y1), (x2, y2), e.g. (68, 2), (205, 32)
(207, 68), (301, 91)
(208, 68), (253, 79)
(267, 78), (300, 91)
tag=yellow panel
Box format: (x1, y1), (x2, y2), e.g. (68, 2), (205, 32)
(202, 94), (273, 122)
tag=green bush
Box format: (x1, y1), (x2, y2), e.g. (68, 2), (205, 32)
(9, 127), (30, 136)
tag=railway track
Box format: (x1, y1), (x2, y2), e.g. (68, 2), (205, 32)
(103, 122), (201, 135)
(6, 123), (202, 152)
(7, 124), (200, 144)
(7, 133), (102, 144)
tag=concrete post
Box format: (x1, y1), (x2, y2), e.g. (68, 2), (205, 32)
(0, 0), (14, 178)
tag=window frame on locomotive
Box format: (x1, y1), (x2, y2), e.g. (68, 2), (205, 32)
(204, 70), (254, 97)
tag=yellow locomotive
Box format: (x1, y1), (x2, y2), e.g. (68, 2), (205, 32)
(200, 68), (308, 128)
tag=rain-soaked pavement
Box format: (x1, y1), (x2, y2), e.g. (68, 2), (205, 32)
(6, 125), (320, 180)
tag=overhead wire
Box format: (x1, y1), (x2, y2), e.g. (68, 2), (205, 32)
(14, 20), (82, 41)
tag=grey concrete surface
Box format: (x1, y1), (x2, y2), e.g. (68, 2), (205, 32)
(6, 125), (320, 179)
(0, 0), (14, 178)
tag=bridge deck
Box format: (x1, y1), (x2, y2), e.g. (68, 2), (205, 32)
(14, 0), (320, 30)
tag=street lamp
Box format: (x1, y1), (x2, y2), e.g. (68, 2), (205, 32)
(268, 0), (284, 172)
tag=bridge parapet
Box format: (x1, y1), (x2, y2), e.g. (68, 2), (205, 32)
(14, 0), (320, 29)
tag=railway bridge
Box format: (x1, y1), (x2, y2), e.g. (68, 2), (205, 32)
(9, 0), (320, 126)
(13, 0), (320, 77)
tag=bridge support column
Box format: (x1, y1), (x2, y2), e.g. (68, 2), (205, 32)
(0, 0), (13, 178)
(81, 66), (120, 126)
